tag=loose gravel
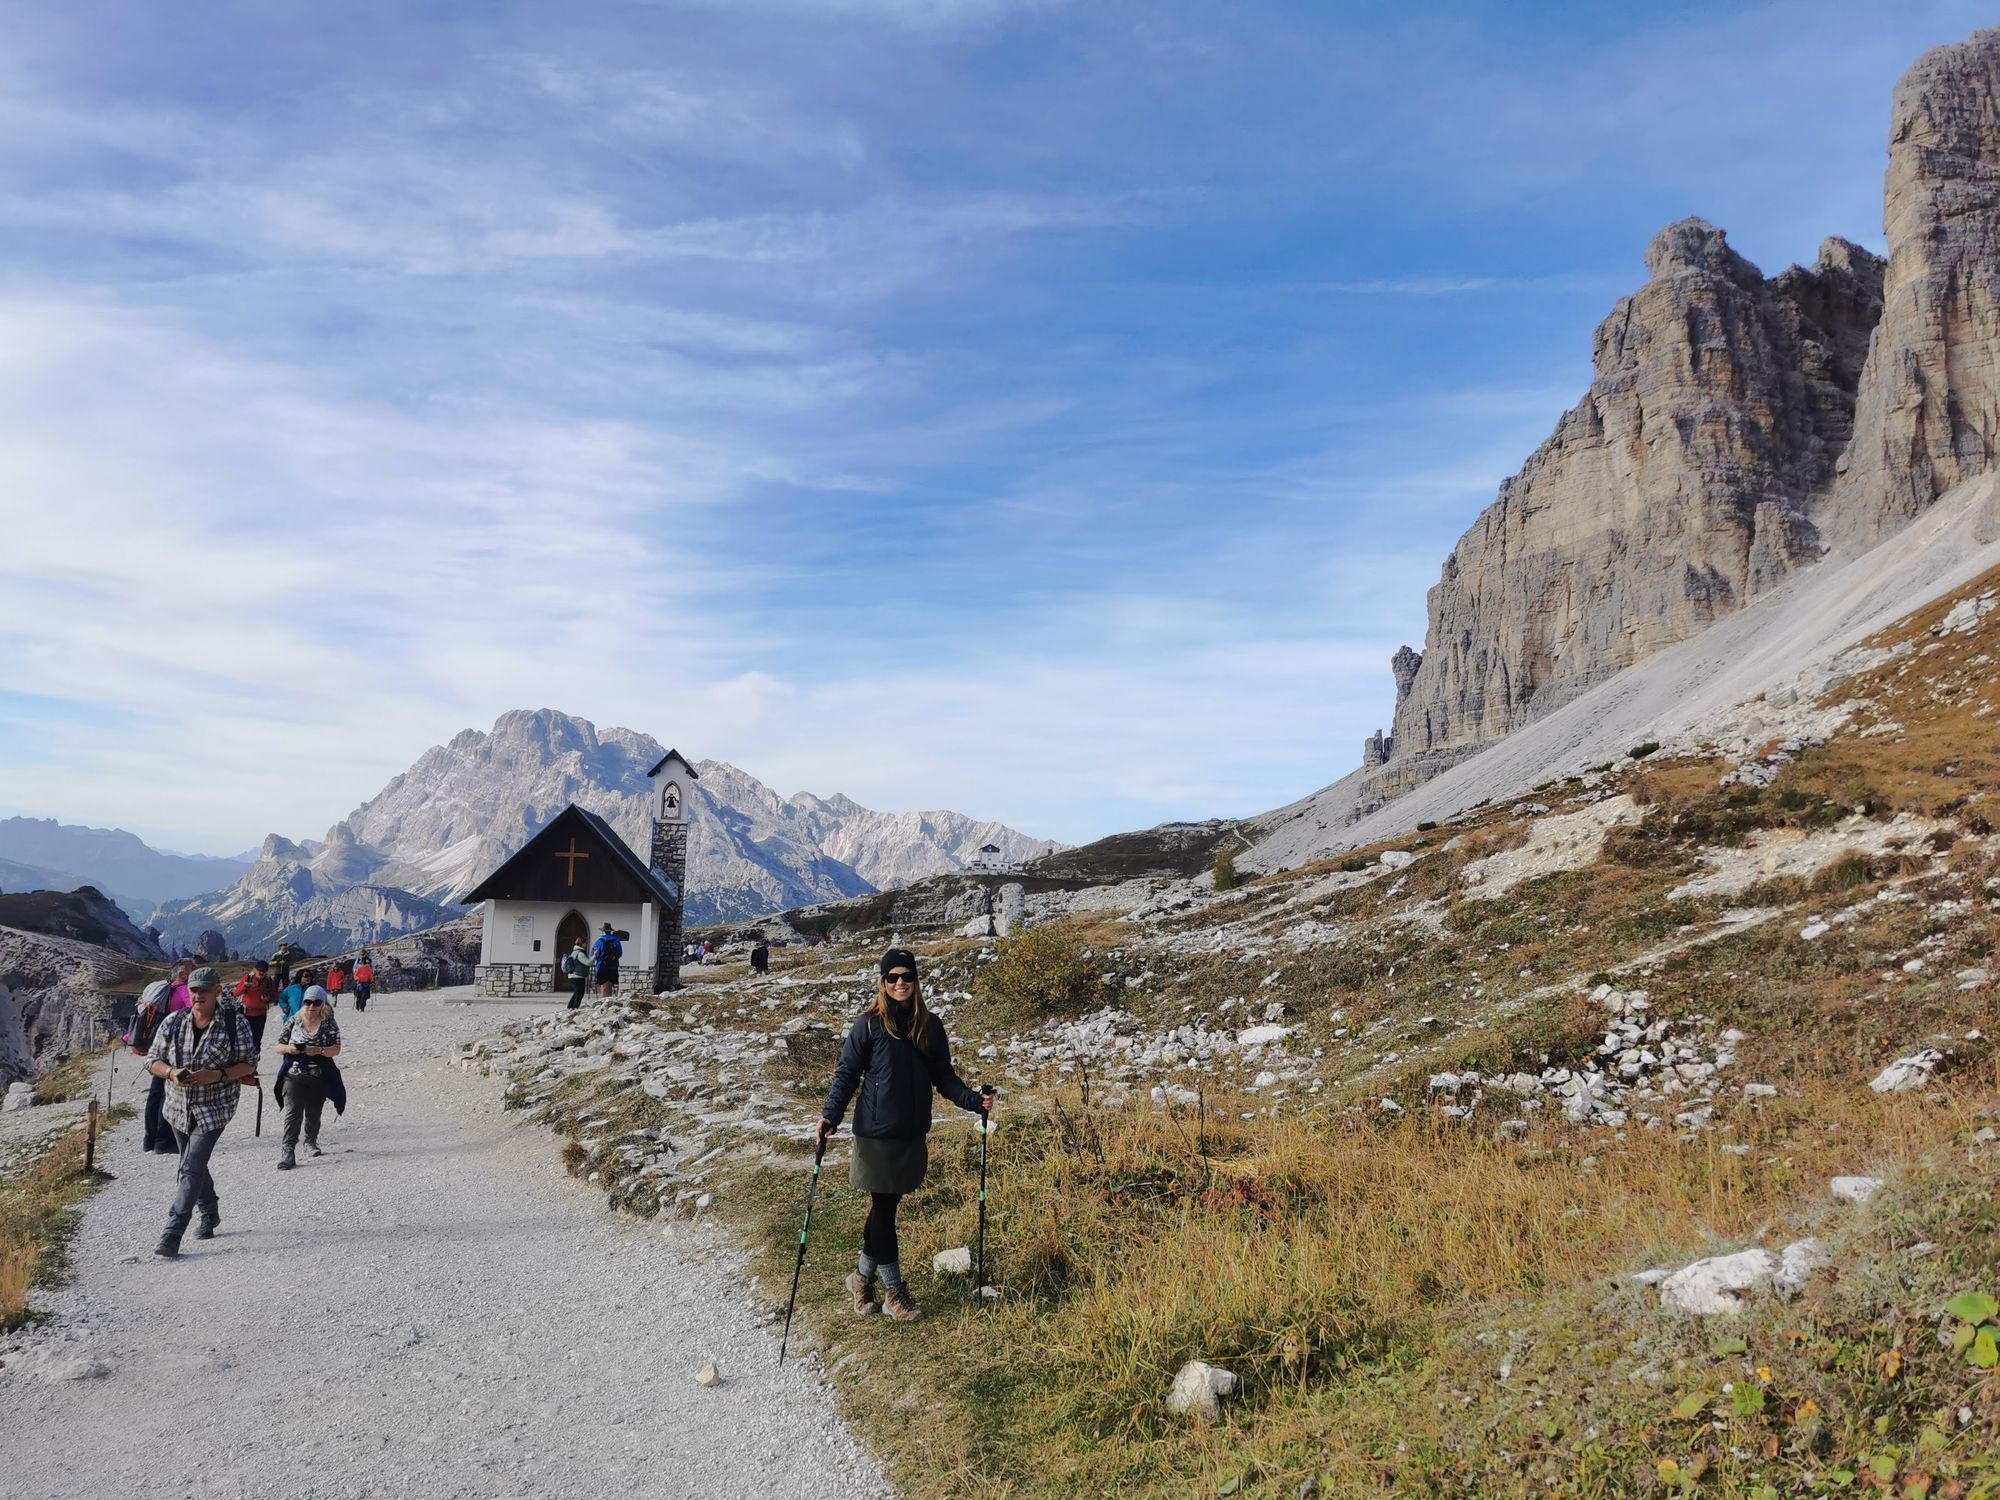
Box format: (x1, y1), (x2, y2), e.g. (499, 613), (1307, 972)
(0, 986), (891, 1500)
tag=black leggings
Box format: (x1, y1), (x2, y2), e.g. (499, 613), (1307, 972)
(862, 1192), (902, 1265)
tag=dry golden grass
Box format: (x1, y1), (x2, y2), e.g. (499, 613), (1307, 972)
(0, 1110), (124, 1331)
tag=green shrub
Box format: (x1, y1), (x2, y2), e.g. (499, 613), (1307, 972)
(976, 918), (1105, 1024)
(1416, 820), (1438, 832)
(1627, 741), (1660, 760)
(1212, 845), (1241, 892)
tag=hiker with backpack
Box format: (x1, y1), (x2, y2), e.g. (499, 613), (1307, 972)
(271, 940), (299, 991)
(591, 923), (622, 998)
(145, 966), (257, 1257)
(133, 961), (195, 1154)
(273, 988), (344, 1169)
(352, 954), (374, 1012)
(817, 947), (991, 1323)
(231, 959), (277, 1051)
(561, 940), (590, 1010)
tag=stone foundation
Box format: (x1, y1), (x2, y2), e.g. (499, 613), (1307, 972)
(475, 964), (653, 1000)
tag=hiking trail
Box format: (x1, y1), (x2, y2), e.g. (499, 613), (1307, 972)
(0, 986), (889, 1500)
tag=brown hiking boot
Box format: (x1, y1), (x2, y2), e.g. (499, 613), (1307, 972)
(844, 1272), (880, 1316)
(881, 1283), (923, 1323)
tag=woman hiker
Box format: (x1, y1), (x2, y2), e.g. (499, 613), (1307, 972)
(818, 947), (991, 1323)
(561, 939), (590, 1010)
(273, 987), (345, 1169)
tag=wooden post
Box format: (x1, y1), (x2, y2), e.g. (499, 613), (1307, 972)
(85, 1098), (98, 1173)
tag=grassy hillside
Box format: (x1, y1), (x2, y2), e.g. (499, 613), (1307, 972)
(486, 565), (2000, 1497)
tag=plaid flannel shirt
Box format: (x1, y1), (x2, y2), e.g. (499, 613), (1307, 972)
(147, 1008), (256, 1135)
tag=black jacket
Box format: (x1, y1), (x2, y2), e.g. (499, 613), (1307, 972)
(822, 1009), (982, 1141)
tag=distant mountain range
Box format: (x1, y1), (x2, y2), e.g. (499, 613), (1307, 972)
(139, 709), (1059, 954)
(0, 818), (250, 915)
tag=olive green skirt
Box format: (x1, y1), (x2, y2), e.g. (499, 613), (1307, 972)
(850, 1134), (928, 1195)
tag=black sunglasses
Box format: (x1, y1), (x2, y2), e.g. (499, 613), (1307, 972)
(884, 971), (916, 984)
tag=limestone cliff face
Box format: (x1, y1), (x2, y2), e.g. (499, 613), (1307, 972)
(1384, 222), (1884, 764)
(1821, 28), (2000, 551)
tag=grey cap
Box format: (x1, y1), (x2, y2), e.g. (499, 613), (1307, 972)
(188, 966), (224, 991)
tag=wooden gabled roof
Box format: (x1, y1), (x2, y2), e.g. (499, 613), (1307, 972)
(458, 804), (680, 909)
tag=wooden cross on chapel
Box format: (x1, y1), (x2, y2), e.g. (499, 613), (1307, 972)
(555, 837), (590, 886)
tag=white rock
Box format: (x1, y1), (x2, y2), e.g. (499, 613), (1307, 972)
(1427, 1073), (1463, 1092)
(1378, 1097), (1404, 1115)
(1235, 1024), (1291, 1048)
(1250, 1071), (1279, 1090)
(696, 1362), (722, 1387)
(1742, 1083), (1778, 1099)
(1, 1082), (33, 1113)
(1830, 1175), (1884, 1205)
(1378, 850), (1416, 870)
(1869, 1049), (1944, 1093)
(1659, 1248), (1777, 1315)
(932, 1246), (973, 1276)
(1774, 1237), (1831, 1298)
(1165, 1360), (1239, 1418)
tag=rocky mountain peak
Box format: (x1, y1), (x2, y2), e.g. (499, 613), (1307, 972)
(1821, 27), (2000, 551)
(1643, 216), (1759, 285)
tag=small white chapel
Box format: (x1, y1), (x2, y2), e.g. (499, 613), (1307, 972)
(462, 750), (696, 997)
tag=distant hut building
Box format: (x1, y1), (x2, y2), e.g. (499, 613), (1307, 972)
(461, 803), (683, 998)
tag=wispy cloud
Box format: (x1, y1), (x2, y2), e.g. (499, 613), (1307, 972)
(1, 0), (1993, 854)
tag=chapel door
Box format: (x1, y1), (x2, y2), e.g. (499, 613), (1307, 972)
(553, 909), (590, 989)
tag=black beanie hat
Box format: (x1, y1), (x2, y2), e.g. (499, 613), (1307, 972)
(879, 947), (918, 978)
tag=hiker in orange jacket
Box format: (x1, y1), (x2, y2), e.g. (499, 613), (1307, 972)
(326, 962), (347, 1003)
(231, 959), (278, 1052)
(352, 955), (374, 1012)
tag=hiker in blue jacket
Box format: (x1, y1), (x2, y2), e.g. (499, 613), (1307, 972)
(590, 923), (623, 998)
(818, 947), (990, 1323)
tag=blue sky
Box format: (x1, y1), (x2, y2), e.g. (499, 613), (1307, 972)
(0, 0), (1988, 855)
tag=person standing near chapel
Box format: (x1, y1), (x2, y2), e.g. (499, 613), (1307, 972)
(561, 939), (590, 1010)
(591, 923), (622, 998)
(145, 966), (257, 1257)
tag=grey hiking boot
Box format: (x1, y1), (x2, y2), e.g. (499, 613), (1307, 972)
(194, 1213), (219, 1240)
(278, 1147), (296, 1170)
(307, 1140), (323, 1157)
(844, 1272), (880, 1315)
(881, 1283), (923, 1323)
(153, 1231), (182, 1259)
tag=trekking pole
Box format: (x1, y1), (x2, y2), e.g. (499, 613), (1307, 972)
(977, 1087), (995, 1293)
(778, 1133), (828, 1366)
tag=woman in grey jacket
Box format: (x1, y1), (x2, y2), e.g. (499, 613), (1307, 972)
(819, 947), (989, 1322)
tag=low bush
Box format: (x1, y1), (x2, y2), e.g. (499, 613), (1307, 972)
(976, 918), (1106, 1025)
(1211, 846), (1241, 892)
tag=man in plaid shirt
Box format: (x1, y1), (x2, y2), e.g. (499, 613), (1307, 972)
(146, 965), (257, 1258)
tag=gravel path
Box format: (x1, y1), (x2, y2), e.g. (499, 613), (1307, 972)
(0, 987), (890, 1500)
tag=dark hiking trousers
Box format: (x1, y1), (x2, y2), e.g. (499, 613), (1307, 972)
(247, 1012), (268, 1052)
(165, 1124), (224, 1234)
(282, 1072), (326, 1149)
(568, 975), (587, 1010)
(142, 1073), (170, 1152)
(862, 1192), (902, 1265)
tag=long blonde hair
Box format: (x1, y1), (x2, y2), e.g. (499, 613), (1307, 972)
(870, 973), (932, 1047)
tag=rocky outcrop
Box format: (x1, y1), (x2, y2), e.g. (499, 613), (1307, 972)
(0, 887), (166, 961)
(0, 925), (137, 1078)
(1822, 29), (2000, 551)
(1386, 220), (1884, 771)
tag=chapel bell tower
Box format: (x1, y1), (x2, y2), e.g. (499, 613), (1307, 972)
(646, 749), (696, 991)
